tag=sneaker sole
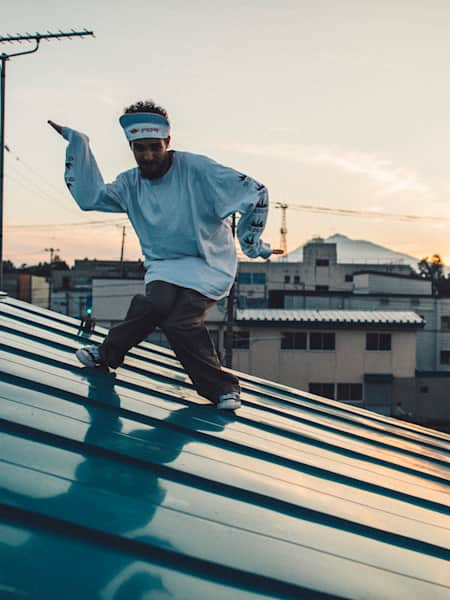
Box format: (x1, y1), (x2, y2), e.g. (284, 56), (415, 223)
(76, 348), (101, 368)
(217, 398), (242, 410)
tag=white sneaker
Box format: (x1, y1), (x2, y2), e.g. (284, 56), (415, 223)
(217, 392), (241, 410)
(76, 345), (104, 368)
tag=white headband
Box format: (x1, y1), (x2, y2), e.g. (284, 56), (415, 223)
(119, 112), (170, 141)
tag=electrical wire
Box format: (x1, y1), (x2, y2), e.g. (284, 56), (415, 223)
(5, 144), (69, 198)
(6, 201), (449, 231)
(270, 202), (449, 223)
(7, 218), (128, 230)
(5, 146), (80, 217)
(5, 170), (78, 218)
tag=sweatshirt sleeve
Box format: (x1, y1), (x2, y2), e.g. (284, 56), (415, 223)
(62, 127), (127, 212)
(207, 160), (272, 259)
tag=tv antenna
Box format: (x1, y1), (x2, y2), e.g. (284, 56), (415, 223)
(0, 28), (95, 291)
(275, 202), (288, 259)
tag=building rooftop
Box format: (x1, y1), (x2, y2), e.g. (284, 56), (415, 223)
(0, 295), (449, 599)
(236, 309), (425, 327)
(352, 270), (426, 280)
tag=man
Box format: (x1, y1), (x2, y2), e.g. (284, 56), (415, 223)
(49, 100), (280, 410)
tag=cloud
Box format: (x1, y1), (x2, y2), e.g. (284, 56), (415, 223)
(227, 142), (431, 198)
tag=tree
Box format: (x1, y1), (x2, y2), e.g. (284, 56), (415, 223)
(418, 254), (444, 296)
(51, 255), (70, 271)
(3, 260), (15, 273)
(18, 257), (70, 276)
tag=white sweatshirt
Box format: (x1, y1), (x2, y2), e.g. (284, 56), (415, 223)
(62, 128), (272, 299)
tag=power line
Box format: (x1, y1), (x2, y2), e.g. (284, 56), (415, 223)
(5, 144), (67, 197)
(5, 145), (80, 216)
(275, 202), (448, 223)
(0, 27), (95, 291)
(5, 169), (78, 216)
(6, 201), (449, 232)
(6, 218), (127, 230)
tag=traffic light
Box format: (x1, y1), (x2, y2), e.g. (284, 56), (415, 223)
(85, 294), (92, 316)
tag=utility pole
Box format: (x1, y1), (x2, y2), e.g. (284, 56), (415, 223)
(0, 29), (94, 292)
(224, 213), (237, 368)
(44, 246), (59, 265)
(119, 225), (126, 277)
(275, 202), (288, 260)
(44, 246), (60, 310)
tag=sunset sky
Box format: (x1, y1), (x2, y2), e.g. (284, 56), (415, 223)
(2, 0), (450, 266)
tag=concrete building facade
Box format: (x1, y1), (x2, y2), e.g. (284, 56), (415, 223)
(3, 273), (49, 309)
(227, 310), (422, 416)
(237, 239), (414, 309)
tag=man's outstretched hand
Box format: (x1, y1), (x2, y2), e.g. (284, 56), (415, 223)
(48, 120), (63, 135)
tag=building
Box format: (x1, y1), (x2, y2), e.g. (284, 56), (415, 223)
(3, 273), (49, 308)
(237, 239), (414, 308)
(48, 260), (146, 320)
(233, 257), (450, 428)
(91, 278), (145, 327)
(51, 259), (146, 291)
(229, 309), (423, 416)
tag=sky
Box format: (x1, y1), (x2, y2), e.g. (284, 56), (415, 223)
(2, 0), (450, 267)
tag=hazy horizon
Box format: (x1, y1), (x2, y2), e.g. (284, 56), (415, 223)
(7, 232), (425, 270)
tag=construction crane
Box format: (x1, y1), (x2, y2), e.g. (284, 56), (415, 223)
(275, 202), (288, 259)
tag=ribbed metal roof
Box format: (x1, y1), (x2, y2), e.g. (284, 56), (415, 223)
(237, 309), (425, 326)
(1, 295), (449, 599)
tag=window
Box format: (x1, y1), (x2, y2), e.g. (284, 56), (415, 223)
(281, 331), (307, 350)
(366, 333), (391, 351)
(232, 330), (250, 349)
(241, 296), (266, 309)
(294, 275), (300, 284)
(316, 258), (329, 266)
(310, 332), (335, 350)
(253, 273), (266, 285)
(238, 272), (251, 285)
(315, 285), (329, 292)
(238, 272), (266, 285)
(309, 383), (335, 399)
(441, 316), (450, 331)
(345, 274), (353, 282)
(440, 350), (450, 365)
(379, 297), (390, 306)
(284, 275), (291, 284)
(337, 383), (363, 402)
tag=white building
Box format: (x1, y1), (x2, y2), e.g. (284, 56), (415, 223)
(237, 239), (414, 308)
(228, 309), (423, 416)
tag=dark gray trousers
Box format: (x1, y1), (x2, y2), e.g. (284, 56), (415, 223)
(99, 280), (239, 403)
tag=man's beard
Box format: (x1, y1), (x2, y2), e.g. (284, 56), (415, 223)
(139, 162), (160, 179)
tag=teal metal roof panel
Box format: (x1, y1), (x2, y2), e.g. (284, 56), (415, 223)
(1, 296), (449, 599)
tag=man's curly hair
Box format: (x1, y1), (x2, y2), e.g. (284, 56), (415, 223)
(124, 100), (170, 124)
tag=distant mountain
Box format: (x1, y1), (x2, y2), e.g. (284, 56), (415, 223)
(281, 234), (420, 267)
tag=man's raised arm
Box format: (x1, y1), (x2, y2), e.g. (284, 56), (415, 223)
(48, 120), (127, 213)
